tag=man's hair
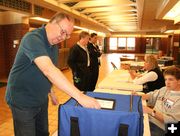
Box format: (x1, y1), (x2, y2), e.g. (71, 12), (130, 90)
(79, 31), (89, 39)
(90, 33), (97, 38)
(164, 66), (180, 80)
(144, 54), (158, 69)
(49, 12), (74, 23)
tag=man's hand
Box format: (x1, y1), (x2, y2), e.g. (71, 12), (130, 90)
(77, 93), (101, 109)
(49, 91), (59, 105)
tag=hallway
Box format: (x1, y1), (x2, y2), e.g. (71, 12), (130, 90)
(0, 53), (119, 136)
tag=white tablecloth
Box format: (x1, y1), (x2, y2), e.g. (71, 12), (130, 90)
(98, 70), (143, 91)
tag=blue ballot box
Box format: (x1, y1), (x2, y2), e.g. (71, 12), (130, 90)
(58, 92), (144, 136)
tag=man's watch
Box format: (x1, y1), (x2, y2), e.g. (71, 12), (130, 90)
(151, 109), (156, 117)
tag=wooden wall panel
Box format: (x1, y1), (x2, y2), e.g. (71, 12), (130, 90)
(173, 34), (180, 60)
(160, 38), (168, 55)
(66, 33), (79, 48)
(136, 37), (146, 53)
(2, 24), (29, 77)
(0, 26), (6, 79)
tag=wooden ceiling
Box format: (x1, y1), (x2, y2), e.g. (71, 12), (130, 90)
(0, 0), (180, 34)
(60, 0), (138, 32)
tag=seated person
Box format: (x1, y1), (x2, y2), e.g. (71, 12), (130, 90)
(134, 66), (180, 136)
(129, 54), (165, 93)
(154, 50), (163, 59)
(156, 50), (174, 60)
(158, 50), (163, 58)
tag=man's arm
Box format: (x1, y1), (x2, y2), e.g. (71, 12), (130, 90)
(96, 45), (102, 57)
(34, 56), (100, 109)
(132, 91), (150, 100)
(143, 106), (164, 123)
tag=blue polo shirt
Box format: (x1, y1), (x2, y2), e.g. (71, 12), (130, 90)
(5, 26), (59, 108)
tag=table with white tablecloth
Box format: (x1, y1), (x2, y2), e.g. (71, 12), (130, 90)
(97, 70), (143, 91)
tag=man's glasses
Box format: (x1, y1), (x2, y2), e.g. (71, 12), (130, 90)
(56, 23), (70, 40)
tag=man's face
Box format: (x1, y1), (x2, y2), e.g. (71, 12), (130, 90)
(81, 35), (90, 46)
(165, 75), (180, 90)
(91, 36), (97, 44)
(51, 18), (74, 45)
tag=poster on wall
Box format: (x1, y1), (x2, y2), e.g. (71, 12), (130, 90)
(174, 42), (179, 47)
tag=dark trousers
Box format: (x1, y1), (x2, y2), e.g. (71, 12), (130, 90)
(9, 100), (49, 136)
(150, 122), (165, 136)
(74, 67), (92, 92)
(89, 66), (99, 91)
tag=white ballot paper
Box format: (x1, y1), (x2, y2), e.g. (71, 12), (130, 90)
(95, 98), (115, 110)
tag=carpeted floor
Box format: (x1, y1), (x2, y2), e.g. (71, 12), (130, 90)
(0, 82), (7, 88)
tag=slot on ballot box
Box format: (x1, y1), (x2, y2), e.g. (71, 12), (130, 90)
(95, 97), (115, 110)
(58, 92), (144, 136)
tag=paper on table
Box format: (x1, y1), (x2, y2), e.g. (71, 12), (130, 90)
(108, 74), (130, 79)
(115, 77), (132, 83)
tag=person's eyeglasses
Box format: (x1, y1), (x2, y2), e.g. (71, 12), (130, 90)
(56, 23), (70, 40)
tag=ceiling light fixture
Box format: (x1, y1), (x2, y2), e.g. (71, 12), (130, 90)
(74, 26), (106, 37)
(164, 30), (174, 33)
(163, 1), (180, 24)
(30, 17), (49, 22)
(74, 25), (89, 31)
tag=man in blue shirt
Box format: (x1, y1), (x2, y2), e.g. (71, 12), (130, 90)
(5, 12), (100, 136)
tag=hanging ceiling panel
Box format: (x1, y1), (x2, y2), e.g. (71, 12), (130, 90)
(54, 0), (138, 32)
(1, 0), (179, 34)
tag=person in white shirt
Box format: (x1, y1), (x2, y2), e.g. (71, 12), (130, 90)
(129, 54), (165, 93)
